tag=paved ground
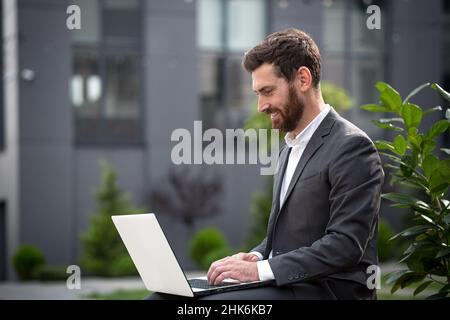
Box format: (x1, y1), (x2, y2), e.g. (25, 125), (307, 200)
(0, 264), (423, 300)
(0, 271), (205, 300)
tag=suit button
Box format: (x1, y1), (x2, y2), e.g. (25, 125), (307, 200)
(288, 275), (293, 281)
(294, 275), (299, 279)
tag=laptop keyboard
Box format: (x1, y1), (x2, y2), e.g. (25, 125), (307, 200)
(188, 278), (237, 289)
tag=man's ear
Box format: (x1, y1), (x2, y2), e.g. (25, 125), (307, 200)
(295, 66), (313, 92)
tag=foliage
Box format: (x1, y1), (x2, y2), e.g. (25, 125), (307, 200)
(321, 81), (353, 112)
(362, 81), (450, 299)
(33, 265), (68, 281)
(12, 244), (46, 281)
(244, 176), (273, 251)
(150, 167), (223, 232)
(80, 159), (146, 277)
(189, 227), (228, 270)
(378, 218), (403, 262)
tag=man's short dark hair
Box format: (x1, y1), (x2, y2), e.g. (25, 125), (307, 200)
(243, 28), (321, 88)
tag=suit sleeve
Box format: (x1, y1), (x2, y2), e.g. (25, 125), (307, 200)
(251, 237), (267, 257)
(268, 134), (384, 286)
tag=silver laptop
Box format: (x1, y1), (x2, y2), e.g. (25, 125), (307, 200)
(111, 213), (272, 297)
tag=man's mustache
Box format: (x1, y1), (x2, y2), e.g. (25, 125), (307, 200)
(264, 107), (279, 115)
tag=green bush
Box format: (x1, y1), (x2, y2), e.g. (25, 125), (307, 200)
(80, 159), (146, 277)
(201, 246), (234, 271)
(378, 218), (399, 262)
(244, 177), (273, 251)
(189, 228), (228, 270)
(12, 244), (46, 281)
(110, 255), (138, 277)
(33, 265), (68, 281)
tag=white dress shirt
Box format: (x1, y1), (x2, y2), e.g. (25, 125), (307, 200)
(252, 104), (331, 281)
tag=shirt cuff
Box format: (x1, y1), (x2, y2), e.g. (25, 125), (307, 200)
(249, 251), (263, 261)
(256, 260), (275, 281)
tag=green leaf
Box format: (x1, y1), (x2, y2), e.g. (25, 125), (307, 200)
(382, 192), (425, 207)
(439, 284), (450, 294)
(375, 140), (396, 152)
(429, 160), (450, 196)
(435, 248), (450, 259)
(423, 106), (442, 116)
(390, 272), (426, 294)
(393, 135), (407, 155)
(403, 82), (430, 104)
(426, 119), (449, 139)
(431, 83), (450, 102)
(413, 281), (433, 296)
(375, 81), (392, 93)
(378, 117), (404, 124)
(389, 225), (430, 241)
(446, 108), (450, 120)
(402, 103), (423, 129)
(361, 104), (391, 113)
(379, 85), (402, 113)
(385, 269), (410, 286)
(407, 127), (422, 151)
(371, 120), (403, 132)
(422, 139), (436, 155)
(422, 155), (440, 179)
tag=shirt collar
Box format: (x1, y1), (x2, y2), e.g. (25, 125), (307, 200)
(284, 104), (331, 148)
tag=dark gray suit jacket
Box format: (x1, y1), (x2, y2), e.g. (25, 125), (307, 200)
(252, 107), (384, 290)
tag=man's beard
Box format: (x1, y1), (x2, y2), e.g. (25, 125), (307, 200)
(268, 85), (304, 133)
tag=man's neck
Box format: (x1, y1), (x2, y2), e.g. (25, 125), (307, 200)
(288, 95), (326, 139)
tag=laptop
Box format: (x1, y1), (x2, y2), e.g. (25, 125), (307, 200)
(111, 213), (273, 297)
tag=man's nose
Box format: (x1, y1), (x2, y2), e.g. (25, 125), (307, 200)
(258, 98), (269, 113)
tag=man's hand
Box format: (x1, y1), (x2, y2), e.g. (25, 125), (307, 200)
(231, 252), (261, 262)
(206, 255), (260, 285)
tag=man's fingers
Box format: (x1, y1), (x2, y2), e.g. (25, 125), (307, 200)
(207, 256), (231, 280)
(214, 271), (234, 285)
(247, 254), (260, 262)
(208, 265), (227, 285)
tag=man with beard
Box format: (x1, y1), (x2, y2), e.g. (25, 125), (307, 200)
(204, 28), (384, 300)
(149, 28), (384, 300)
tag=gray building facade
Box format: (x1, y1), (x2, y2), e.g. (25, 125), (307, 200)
(0, 0), (448, 280)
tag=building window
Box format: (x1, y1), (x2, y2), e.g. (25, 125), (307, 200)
(322, 0), (385, 139)
(71, 0), (142, 145)
(197, 0), (267, 129)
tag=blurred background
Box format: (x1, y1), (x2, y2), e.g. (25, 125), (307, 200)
(0, 0), (448, 297)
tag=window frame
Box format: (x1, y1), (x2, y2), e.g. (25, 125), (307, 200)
(72, 0), (145, 147)
(197, 0), (269, 130)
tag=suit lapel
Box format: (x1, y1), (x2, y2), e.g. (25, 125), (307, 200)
(264, 108), (338, 258)
(277, 109), (337, 216)
(272, 146), (291, 213)
(264, 145), (290, 258)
